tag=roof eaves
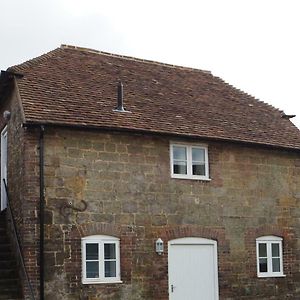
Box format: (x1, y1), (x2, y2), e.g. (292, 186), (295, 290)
(23, 119), (300, 153)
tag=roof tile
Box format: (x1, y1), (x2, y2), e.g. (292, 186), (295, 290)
(8, 44), (300, 150)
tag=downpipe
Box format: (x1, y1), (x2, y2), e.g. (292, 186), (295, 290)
(39, 125), (45, 300)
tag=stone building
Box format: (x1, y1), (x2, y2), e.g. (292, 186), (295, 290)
(0, 45), (300, 300)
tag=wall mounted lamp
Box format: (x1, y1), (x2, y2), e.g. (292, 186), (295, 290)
(3, 110), (11, 122)
(155, 238), (164, 255)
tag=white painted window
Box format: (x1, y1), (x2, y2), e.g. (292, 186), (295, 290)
(170, 144), (210, 180)
(82, 235), (121, 284)
(256, 236), (284, 277)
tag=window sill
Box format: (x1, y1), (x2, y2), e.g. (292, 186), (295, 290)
(82, 280), (123, 285)
(257, 274), (286, 278)
(171, 175), (211, 181)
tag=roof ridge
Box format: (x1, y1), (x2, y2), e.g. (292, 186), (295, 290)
(60, 44), (212, 74)
(8, 48), (62, 73)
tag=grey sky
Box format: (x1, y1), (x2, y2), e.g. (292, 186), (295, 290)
(1, 0), (300, 128)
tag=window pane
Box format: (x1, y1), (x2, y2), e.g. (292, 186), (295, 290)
(104, 243), (116, 260)
(105, 261), (116, 277)
(173, 146), (186, 160)
(258, 243), (267, 257)
(259, 258), (268, 272)
(272, 243), (279, 257)
(173, 161), (187, 174)
(272, 258), (280, 272)
(86, 261), (99, 278)
(192, 163), (205, 176)
(86, 243), (98, 260)
(192, 148), (205, 162)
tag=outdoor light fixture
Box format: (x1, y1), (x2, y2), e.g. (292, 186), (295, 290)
(155, 238), (164, 255)
(3, 110), (11, 122)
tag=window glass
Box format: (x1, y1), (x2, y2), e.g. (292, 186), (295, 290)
(104, 243), (116, 260)
(272, 243), (279, 257)
(86, 261), (99, 278)
(192, 148), (205, 162)
(173, 146), (187, 160)
(259, 243), (267, 257)
(174, 161), (187, 174)
(259, 258), (268, 273)
(86, 243), (99, 260)
(192, 163), (205, 176)
(105, 261), (117, 277)
(272, 258), (280, 272)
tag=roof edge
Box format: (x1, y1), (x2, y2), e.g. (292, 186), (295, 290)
(212, 74), (284, 114)
(8, 48), (62, 73)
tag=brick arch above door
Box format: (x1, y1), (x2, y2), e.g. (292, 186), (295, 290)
(153, 225), (228, 247)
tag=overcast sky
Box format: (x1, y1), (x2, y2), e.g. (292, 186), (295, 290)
(1, 0), (300, 128)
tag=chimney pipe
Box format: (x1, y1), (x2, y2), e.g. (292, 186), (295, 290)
(116, 81), (125, 111)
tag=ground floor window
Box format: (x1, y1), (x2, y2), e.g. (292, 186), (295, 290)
(81, 235), (121, 284)
(256, 236), (284, 277)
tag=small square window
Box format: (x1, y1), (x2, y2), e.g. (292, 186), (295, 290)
(82, 235), (121, 284)
(170, 144), (209, 180)
(256, 236), (284, 277)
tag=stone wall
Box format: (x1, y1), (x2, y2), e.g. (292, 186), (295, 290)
(41, 128), (300, 299)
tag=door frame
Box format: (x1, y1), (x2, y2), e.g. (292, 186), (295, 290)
(1, 126), (7, 211)
(168, 237), (219, 300)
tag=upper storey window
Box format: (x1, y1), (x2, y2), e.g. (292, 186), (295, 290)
(170, 144), (209, 180)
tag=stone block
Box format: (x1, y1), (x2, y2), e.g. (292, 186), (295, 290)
(151, 215), (167, 226)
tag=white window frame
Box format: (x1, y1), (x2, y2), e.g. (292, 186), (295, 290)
(170, 143), (210, 180)
(256, 236), (285, 278)
(82, 235), (122, 284)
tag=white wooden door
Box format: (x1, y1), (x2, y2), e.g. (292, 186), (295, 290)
(168, 237), (219, 300)
(1, 126), (7, 211)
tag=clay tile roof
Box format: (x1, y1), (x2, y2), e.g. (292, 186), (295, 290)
(7, 44), (300, 150)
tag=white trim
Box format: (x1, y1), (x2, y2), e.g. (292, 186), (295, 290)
(82, 235), (118, 241)
(82, 235), (121, 284)
(169, 237), (217, 246)
(168, 237), (219, 300)
(170, 143), (210, 181)
(1, 126), (7, 211)
(256, 236), (283, 242)
(256, 236), (285, 278)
